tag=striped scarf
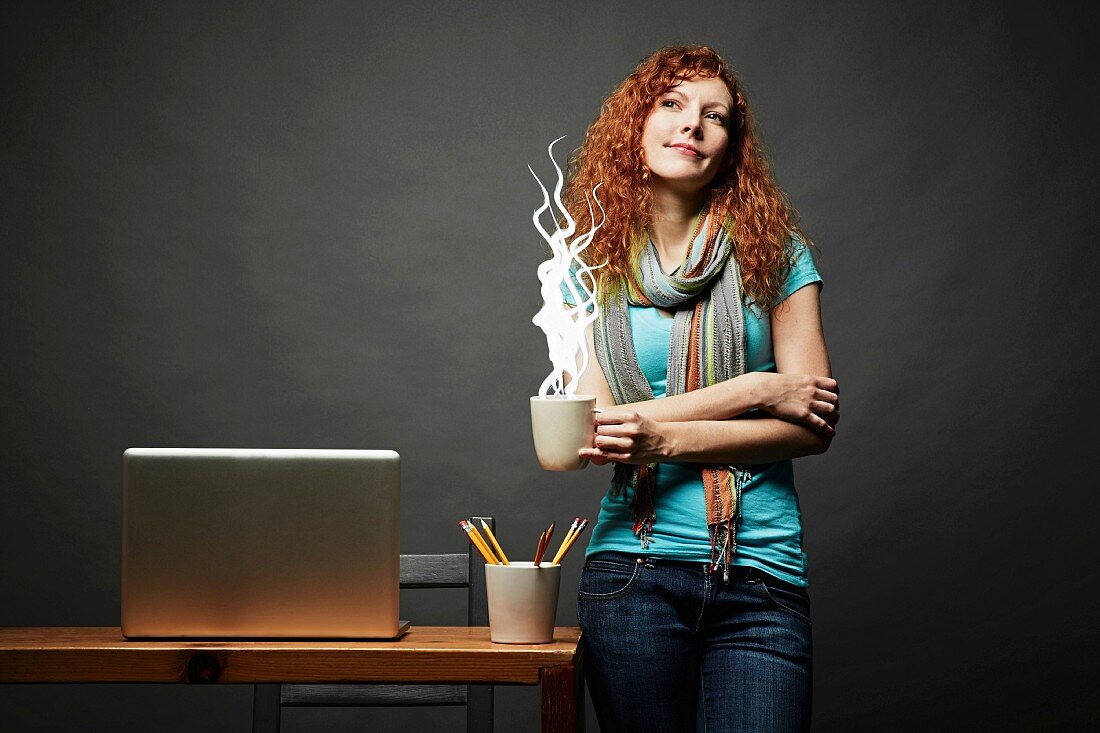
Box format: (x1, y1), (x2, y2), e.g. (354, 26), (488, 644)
(593, 211), (751, 579)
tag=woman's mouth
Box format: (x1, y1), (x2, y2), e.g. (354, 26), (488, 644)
(669, 143), (703, 158)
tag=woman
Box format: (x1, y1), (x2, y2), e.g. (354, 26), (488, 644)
(561, 46), (839, 732)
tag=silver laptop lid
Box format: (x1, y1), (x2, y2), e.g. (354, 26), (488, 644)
(121, 448), (400, 638)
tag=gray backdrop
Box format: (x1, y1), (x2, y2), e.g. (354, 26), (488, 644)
(3, 1), (1097, 731)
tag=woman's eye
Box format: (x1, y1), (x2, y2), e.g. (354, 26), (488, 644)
(660, 99), (678, 108)
(706, 112), (726, 123)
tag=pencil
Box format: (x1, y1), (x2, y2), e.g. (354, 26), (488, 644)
(479, 519), (510, 565)
(459, 520), (499, 564)
(466, 520), (499, 563)
(557, 518), (589, 562)
(457, 517), (497, 561)
(533, 529), (547, 566)
(534, 520), (555, 566)
(551, 518), (581, 565)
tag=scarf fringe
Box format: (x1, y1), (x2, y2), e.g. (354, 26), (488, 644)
(709, 466), (751, 582)
(614, 463), (751, 566)
(612, 462), (656, 549)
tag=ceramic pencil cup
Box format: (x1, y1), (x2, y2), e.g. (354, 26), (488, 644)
(484, 561), (561, 644)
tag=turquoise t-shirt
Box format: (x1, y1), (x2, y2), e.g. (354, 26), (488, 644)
(576, 243), (822, 587)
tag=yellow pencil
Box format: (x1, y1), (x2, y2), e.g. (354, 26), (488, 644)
(459, 520), (499, 564)
(464, 521), (499, 564)
(480, 519), (510, 564)
(466, 520), (499, 563)
(551, 518), (581, 564)
(556, 518), (589, 562)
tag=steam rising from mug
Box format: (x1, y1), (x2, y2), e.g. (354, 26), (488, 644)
(529, 137), (606, 398)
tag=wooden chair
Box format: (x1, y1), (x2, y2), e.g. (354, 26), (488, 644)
(251, 516), (494, 732)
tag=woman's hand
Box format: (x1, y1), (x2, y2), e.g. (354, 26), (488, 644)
(579, 409), (672, 465)
(753, 372), (840, 435)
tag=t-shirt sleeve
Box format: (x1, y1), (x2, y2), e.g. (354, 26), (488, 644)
(560, 268), (578, 306)
(776, 235), (823, 304)
(559, 261), (597, 308)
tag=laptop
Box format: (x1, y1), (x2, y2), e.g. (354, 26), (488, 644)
(121, 448), (409, 639)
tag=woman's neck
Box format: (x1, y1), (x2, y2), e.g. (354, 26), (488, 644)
(648, 183), (709, 273)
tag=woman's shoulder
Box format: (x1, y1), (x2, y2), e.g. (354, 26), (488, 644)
(770, 232), (822, 307)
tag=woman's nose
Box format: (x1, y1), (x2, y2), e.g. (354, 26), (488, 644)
(681, 119), (703, 136)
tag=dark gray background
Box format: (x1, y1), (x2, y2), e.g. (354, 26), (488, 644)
(2, 1), (1097, 731)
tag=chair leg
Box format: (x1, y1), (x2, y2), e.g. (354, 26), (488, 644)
(252, 684), (282, 733)
(466, 684), (494, 733)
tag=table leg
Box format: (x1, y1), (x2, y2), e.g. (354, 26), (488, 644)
(540, 646), (585, 733)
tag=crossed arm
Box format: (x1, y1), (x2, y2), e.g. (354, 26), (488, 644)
(570, 282), (838, 466)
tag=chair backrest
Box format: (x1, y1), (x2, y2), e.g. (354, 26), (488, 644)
(251, 516), (494, 733)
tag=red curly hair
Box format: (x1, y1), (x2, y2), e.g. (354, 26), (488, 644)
(562, 45), (811, 311)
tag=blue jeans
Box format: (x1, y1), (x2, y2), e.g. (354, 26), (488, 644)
(576, 551), (812, 732)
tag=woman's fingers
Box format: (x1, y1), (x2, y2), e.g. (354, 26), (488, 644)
(588, 412), (650, 462)
(596, 413), (648, 439)
(596, 423), (635, 437)
(579, 449), (613, 466)
(811, 414), (836, 435)
(594, 435), (632, 451)
(593, 409), (636, 425)
(579, 447), (630, 463)
(781, 399), (838, 432)
(809, 400), (839, 429)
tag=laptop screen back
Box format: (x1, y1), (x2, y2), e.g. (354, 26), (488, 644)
(121, 448), (400, 638)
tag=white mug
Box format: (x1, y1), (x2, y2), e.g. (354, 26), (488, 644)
(530, 395), (596, 471)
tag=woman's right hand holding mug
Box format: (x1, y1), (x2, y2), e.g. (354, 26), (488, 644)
(750, 372), (839, 435)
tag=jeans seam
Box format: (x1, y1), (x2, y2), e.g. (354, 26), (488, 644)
(577, 559), (642, 600)
(587, 559), (635, 572)
(700, 666), (708, 733)
(698, 566), (709, 733)
(759, 581), (812, 625)
(693, 566), (708, 634)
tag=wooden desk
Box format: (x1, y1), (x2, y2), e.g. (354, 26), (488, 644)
(0, 626), (584, 732)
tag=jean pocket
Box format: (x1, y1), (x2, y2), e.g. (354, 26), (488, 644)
(759, 577), (812, 625)
(578, 556), (642, 601)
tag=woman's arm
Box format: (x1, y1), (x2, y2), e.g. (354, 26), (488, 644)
(661, 415), (830, 464)
(583, 283), (838, 465)
(568, 318), (759, 416)
(769, 280), (836, 454)
(567, 313), (836, 424)
(567, 320), (616, 408)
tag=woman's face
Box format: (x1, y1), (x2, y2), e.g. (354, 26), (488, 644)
(640, 76), (734, 196)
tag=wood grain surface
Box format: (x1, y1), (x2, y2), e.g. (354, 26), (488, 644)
(0, 626), (582, 685)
